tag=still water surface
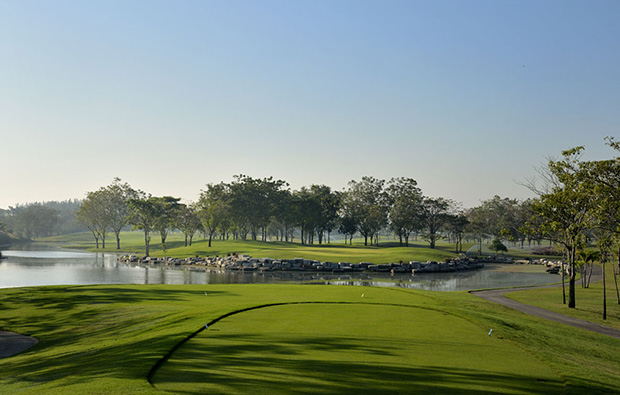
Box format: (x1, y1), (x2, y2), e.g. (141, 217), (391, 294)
(0, 244), (556, 291)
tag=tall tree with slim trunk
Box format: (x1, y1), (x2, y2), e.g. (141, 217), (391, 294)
(101, 178), (139, 249)
(531, 147), (594, 308)
(386, 177), (424, 247)
(76, 190), (108, 248)
(151, 196), (182, 248)
(127, 196), (158, 257)
(421, 197), (451, 249)
(343, 177), (389, 246)
(197, 183), (231, 247)
(175, 203), (202, 247)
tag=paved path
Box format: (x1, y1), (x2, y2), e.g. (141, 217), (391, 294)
(472, 266), (620, 339)
(0, 331), (38, 358)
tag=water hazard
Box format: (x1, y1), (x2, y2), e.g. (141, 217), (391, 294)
(0, 244), (557, 291)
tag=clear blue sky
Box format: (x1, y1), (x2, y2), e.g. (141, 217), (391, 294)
(1, 0), (618, 209)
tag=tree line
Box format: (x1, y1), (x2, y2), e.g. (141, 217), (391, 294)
(73, 176), (467, 255)
(3, 138), (620, 316)
(0, 200), (83, 242)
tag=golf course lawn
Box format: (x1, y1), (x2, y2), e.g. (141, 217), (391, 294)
(0, 284), (618, 394)
(153, 303), (561, 394)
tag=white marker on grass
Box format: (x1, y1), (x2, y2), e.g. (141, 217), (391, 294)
(488, 329), (493, 337)
(204, 323), (209, 330)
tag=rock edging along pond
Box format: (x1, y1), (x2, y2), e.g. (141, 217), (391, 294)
(117, 253), (496, 274)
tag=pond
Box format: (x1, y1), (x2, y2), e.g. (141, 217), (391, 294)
(0, 244), (558, 291)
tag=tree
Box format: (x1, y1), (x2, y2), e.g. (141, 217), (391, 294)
(101, 178), (139, 249)
(176, 203), (202, 247)
(76, 179), (139, 249)
(76, 191), (108, 248)
(338, 206), (358, 245)
(489, 237), (508, 254)
(151, 196), (182, 248)
(311, 185), (341, 244)
(421, 197), (451, 249)
(447, 212), (469, 253)
(386, 177), (424, 247)
(343, 177), (389, 246)
(127, 196), (159, 257)
(197, 183), (231, 247)
(584, 137), (620, 316)
(9, 204), (59, 239)
(292, 187), (322, 245)
(531, 147), (595, 308)
(228, 175), (288, 241)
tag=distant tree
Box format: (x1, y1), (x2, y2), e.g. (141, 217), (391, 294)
(127, 196), (159, 256)
(386, 177), (424, 247)
(310, 185), (341, 244)
(8, 204), (59, 239)
(421, 197), (451, 249)
(447, 212), (469, 253)
(197, 183), (231, 247)
(343, 177), (389, 246)
(76, 191), (108, 248)
(176, 203), (202, 247)
(338, 207), (358, 245)
(489, 237), (508, 254)
(151, 196), (182, 248)
(228, 175), (288, 241)
(101, 178), (140, 249)
(293, 187), (322, 245)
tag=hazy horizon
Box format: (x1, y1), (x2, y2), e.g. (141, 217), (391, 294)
(2, 0), (618, 210)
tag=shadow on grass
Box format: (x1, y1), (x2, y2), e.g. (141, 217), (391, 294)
(152, 340), (571, 394)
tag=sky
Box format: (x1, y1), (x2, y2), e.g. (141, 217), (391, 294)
(1, 0), (619, 210)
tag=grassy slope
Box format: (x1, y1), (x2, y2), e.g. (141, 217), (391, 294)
(0, 284), (618, 394)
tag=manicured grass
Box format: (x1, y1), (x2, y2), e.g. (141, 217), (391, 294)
(506, 263), (620, 330)
(153, 303), (561, 394)
(41, 231), (460, 264)
(41, 231), (555, 265)
(0, 284), (618, 394)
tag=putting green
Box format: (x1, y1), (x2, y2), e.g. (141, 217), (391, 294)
(152, 303), (563, 394)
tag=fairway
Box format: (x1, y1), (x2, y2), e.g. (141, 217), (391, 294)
(153, 303), (561, 394)
(1, 284), (618, 394)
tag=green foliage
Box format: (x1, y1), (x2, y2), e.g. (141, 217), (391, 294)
(489, 237), (508, 253)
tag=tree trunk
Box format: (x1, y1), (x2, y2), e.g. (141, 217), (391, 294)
(603, 260), (607, 320)
(614, 254), (620, 304)
(144, 231), (150, 257)
(115, 231), (121, 250)
(569, 262), (576, 308)
(562, 263), (566, 305)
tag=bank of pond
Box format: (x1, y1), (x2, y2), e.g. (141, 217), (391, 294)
(117, 253), (506, 274)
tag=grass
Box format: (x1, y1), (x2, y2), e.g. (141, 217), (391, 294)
(41, 231), (460, 264)
(40, 231), (557, 265)
(506, 263), (620, 330)
(0, 284), (618, 394)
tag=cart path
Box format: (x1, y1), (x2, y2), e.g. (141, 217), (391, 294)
(471, 266), (620, 339)
(0, 331), (38, 358)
